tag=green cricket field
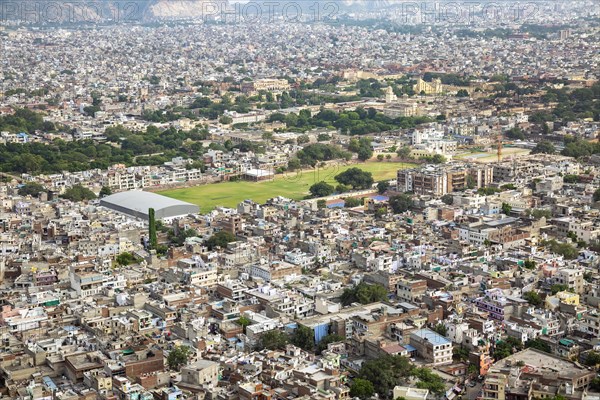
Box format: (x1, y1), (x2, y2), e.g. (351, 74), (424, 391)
(158, 161), (416, 213)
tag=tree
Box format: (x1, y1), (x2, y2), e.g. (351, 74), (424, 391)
(316, 334), (345, 354)
(348, 137), (373, 161)
(441, 194), (453, 205)
(148, 208), (158, 250)
(389, 194), (412, 213)
(543, 240), (579, 259)
(350, 378), (375, 400)
(456, 89), (469, 97)
(61, 185), (96, 202)
(237, 315), (251, 333)
(257, 329), (288, 351)
(505, 127), (525, 140)
(168, 228), (198, 246)
(309, 181), (335, 197)
(377, 181), (390, 194)
(335, 168), (374, 190)
(219, 115), (233, 124)
(167, 345), (192, 371)
(386, 154), (392, 161)
(344, 197), (362, 208)
(532, 141), (556, 154)
(297, 143), (350, 166)
(18, 182), (45, 197)
(336, 184), (351, 193)
(523, 291), (542, 306)
(115, 252), (140, 266)
(550, 284), (569, 295)
(563, 174), (580, 184)
(420, 154), (447, 164)
(467, 175), (476, 189)
(357, 146), (373, 161)
(453, 346), (470, 362)
(523, 260), (536, 270)
(341, 282), (388, 306)
(316, 199), (327, 209)
(83, 105), (100, 117)
(317, 133), (331, 142)
(585, 351), (600, 367)
(377, 154), (385, 161)
(530, 209), (552, 219)
(525, 338), (551, 353)
(594, 188), (600, 202)
(297, 134), (310, 144)
(493, 340), (515, 360)
(287, 158), (301, 171)
(375, 207), (387, 218)
(291, 325), (314, 351)
(99, 186), (112, 197)
(205, 231), (237, 250)
(397, 146), (412, 159)
(501, 203), (512, 215)
(413, 367), (446, 395)
(358, 355), (412, 398)
(432, 323), (447, 337)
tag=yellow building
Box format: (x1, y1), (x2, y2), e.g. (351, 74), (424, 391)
(414, 78), (443, 95)
(546, 290), (580, 310)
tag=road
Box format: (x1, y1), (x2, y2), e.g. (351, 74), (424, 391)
(466, 381), (483, 400)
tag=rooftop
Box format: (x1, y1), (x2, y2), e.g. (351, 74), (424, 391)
(411, 328), (451, 346)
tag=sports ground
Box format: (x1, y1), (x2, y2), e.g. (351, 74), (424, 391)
(455, 147), (530, 162)
(158, 161), (416, 213)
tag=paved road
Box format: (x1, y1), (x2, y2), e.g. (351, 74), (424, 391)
(466, 382), (483, 400)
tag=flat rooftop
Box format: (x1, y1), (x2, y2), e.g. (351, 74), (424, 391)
(411, 328), (451, 346)
(494, 348), (590, 379)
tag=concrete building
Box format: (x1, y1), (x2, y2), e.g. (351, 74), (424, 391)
(398, 163), (493, 196)
(409, 328), (453, 365)
(393, 386), (429, 400)
(180, 360), (219, 389)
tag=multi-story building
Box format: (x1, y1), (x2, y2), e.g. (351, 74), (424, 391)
(397, 164), (493, 196)
(459, 217), (529, 248)
(409, 328), (453, 365)
(396, 279), (428, 303)
(69, 267), (108, 297)
(247, 260), (302, 282)
(284, 249), (314, 268)
(493, 159), (541, 183)
(216, 279), (247, 302)
(474, 289), (513, 321)
(167, 257), (219, 288)
(554, 268), (584, 294)
(482, 348), (595, 400)
(180, 360), (219, 389)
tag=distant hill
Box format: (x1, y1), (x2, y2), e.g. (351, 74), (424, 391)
(0, 0), (399, 23)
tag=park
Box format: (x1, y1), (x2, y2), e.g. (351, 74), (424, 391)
(158, 161), (416, 213)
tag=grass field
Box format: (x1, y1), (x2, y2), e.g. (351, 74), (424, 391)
(455, 147), (530, 163)
(159, 161), (416, 213)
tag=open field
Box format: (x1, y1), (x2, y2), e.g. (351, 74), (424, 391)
(159, 161), (416, 213)
(455, 147), (531, 163)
